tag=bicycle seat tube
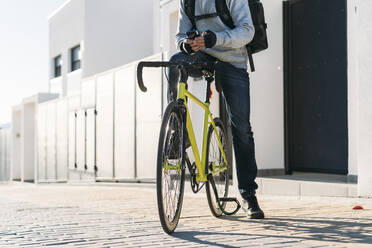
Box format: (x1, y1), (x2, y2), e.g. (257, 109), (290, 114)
(177, 66), (189, 101)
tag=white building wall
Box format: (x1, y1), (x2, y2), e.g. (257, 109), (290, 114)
(56, 100), (69, 181)
(11, 108), (22, 180)
(0, 127), (11, 182)
(83, 0), (155, 78)
(37, 104), (48, 181)
(5, 128), (11, 181)
(136, 54), (163, 180)
(81, 79), (96, 174)
(10, 94), (58, 182)
(114, 63), (136, 180)
(85, 108), (96, 174)
(21, 103), (36, 182)
(67, 95), (81, 173)
(357, 0), (372, 197)
(347, 0), (359, 178)
(46, 102), (57, 181)
(153, 0), (162, 54)
(250, 0), (284, 171)
(36, 98), (69, 182)
(96, 72), (114, 179)
(49, 0), (85, 97)
(0, 129), (4, 181)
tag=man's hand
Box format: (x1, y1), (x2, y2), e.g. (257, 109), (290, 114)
(186, 36), (206, 52)
(186, 30), (217, 52)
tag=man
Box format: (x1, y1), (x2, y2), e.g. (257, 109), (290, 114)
(168, 0), (264, 219)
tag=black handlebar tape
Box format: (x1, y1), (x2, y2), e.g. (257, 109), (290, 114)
(137, 62), (172, 92)
(137, 62), (147, 92)
(136, 61), (219, 92)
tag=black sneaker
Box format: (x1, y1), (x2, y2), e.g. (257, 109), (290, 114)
(242, 196), (265, 219)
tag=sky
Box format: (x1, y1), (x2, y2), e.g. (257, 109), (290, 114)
(0, 0), (66, 123)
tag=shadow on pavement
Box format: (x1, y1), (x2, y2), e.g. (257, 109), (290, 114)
(173, 230), (249, 248)
(218, 215), (372, 245)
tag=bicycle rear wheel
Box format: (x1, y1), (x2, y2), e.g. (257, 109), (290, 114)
(156, 102), (186, 234)
(205, 118), (231, 217)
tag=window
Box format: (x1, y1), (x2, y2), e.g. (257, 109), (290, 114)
(71, 45), (81, 72)
(54, 55), (62, 77)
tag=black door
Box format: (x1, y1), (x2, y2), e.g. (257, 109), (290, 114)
(283, 0), (348, 174)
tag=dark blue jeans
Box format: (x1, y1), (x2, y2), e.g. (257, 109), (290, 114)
(168, 52), (258, 198)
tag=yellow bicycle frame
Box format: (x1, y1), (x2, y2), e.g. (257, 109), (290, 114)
(178, 82), (228, 182)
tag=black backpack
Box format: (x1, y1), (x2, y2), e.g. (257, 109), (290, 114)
(184, 0), (268, 72)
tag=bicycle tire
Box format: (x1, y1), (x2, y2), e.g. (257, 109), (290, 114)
(156, 101), (186, 234)
(205, 118), (231, 217)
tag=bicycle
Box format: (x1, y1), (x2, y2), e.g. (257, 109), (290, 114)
(137, 60), (241, 234)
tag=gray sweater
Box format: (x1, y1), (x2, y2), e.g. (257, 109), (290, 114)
(176, 0), (255, 69)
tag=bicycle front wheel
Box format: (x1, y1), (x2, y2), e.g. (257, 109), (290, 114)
(156, 102), (186, 234)
(205, 118), (231, 217)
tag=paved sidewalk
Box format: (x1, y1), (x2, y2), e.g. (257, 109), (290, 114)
(0, 183), (371, 247)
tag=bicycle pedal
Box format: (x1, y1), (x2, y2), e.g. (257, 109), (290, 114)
(218, 197), (241, 216)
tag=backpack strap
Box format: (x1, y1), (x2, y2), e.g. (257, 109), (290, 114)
(194, 13), (219, 22)
(215, 0), (235, 29)
(184, 0), (196, 29)
(246, 46), (255, 72)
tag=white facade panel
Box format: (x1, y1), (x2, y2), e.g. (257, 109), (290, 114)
(76, 110), (86, 171)
(68, 95), (80, 171)
(50, 77), (63, 96)
(22, 103), (36, 182)
(249, 0), (284, 170)
(81, 78), (96, 108)
(357, 0), (372, 196)
(347, 0), (359, 177)
(46, 102), (57, 180)
(4, 128), (11, 181)
(68, 95), (81, 111)
(86, 108), (96, 173)
(136, 54), (163, 179)
(96, 73), (114, 179)
(0, 129), (10, 182)
(0, 130), (4, 181)
(37, 104), (48, 181)
(114, 65), (136, 179)
(11, 109), (22, 180)
(136, 123), (160, 179)
(56, 99), (69, 181)
(67, 70), (82, 96)
(68, 111), (76, 170)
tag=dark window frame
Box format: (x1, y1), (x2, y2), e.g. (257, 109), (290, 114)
(70, 45), (81, 72)
(54, 55), (62, 78)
